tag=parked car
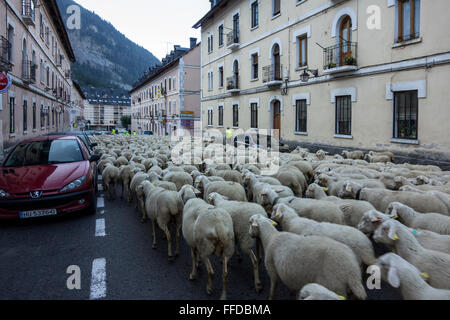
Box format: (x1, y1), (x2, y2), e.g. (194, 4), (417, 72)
(233, 133), (290, 153)
(143, 131), (154, 136)
(47, 132), (97, 153)
(0, 136), (100, 220)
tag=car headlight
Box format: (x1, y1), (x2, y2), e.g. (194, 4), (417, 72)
(0, 189), (12, 199)
(60, 176), (86, 193)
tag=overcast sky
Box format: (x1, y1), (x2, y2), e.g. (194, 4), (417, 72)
(74, 0), (211, 61)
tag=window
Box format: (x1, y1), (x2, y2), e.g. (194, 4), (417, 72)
(9, 97), (15, 134)
(208, 71), (214, 91)
(40, 105), (45, 128)
(32, 102), (36, 130)
(251, 53), (258, 80)
(394, 91), (418, 140)
(173, 77), (176, 90)
(207, 34), (214, 53)
(251, 1), (259, 28)
(7, 25), (14, 63)
(173, 101), (176, 114)
(295, 99), (307, 133)
(335, 96), (352, 136)
(233, 104), (239, 127)
(251, 103), (258, 128)
(218, 106), (224, 126)
(219, 25), (224, 46)
(219, 66), (224, 88)
(273, 0), (281, 16)
(397, 0), (420, 42)
(233, 14), (240, 42)
(208, 109), (213, 126)
(297, 35), (308, 67)
(40, 13), (44, 38)
(46, 66), (50, 86)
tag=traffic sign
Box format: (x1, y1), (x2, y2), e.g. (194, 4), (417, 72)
(0, 73), (12, 94)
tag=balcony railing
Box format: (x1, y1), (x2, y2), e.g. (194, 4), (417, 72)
(263, 64), (283, 85)
(323, 41), (357, 71)
(0, 36), (12, 72)
(22, 60), (37, 84)
(21, 2), (36, 26)
(226, 30), (240, 49)
(226, 75), (240, 92)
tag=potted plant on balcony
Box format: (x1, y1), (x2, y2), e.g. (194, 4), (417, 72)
(344, 56), (356, 66)
(327, 62), (337, 69)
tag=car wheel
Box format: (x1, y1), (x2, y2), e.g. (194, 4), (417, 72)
(87, 191), (97, 216)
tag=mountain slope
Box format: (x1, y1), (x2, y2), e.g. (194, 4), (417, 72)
(56, 0), (160, 90)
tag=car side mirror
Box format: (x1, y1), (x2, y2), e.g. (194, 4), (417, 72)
(90, 143), (98, 148)
(89, 155), (100, 162)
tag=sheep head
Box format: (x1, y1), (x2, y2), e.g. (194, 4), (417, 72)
(373, 219), (401, 247)
(375, 253), (401, 289)
(249, 215), (278, 239)
(339, 181), (362, 199)
(357, 210), (390, 235)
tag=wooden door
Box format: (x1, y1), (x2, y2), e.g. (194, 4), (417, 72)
(273, 101), (281, 139)
(339, 16), (352, 65)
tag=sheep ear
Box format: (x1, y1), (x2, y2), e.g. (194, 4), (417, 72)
(371, 216), (383, 223)
(194, 188), (201, 195)
(388, 224), (399, 241)
(275, 190), (284, 194)
(387, 266), (400, 288)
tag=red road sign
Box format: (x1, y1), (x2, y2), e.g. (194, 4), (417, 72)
(0, 72), (12, 94)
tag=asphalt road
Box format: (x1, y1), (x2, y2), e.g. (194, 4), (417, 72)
(0, 178), (402, 300)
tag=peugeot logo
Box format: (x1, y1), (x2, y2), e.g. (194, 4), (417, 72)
(30, 191), (43, 199)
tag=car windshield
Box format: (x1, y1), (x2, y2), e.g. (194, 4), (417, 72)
(3, 139), (84, 167)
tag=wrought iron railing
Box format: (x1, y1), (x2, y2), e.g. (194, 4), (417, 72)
(21, 1), (35, 22)
(323, 41), (357, 70)
(0, 36), (12, 72)
(226, 30), (239, 47)
(22, 60), (37, 83)
(262, 64), (283, 83)
(226, 75), (239, 90)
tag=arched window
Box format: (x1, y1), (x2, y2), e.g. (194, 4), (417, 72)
(272, 44), (281, 80)
(339, 15), (352, 65)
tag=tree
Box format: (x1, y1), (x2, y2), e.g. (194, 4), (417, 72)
(121, 115), (131, 129)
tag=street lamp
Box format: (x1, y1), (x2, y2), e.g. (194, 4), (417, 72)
(300, 69), (319, 82)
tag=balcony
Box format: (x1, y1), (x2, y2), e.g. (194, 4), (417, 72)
(226, 76), (240, 93)
(226, 30), (240, 50)
(21, 2), (35, 26)
(263, 64), (283, 87)
(0, 36), (12, 72)
(22, 60), (37, 84)
(323, 41), (358, 75)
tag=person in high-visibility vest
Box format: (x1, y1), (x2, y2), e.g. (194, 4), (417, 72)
(112, 129), (116, 135)
(133, 131), (137, 136)
(226, 127), (233, 145)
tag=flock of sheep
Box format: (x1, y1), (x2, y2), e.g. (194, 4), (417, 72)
(92, 134), (450, 300)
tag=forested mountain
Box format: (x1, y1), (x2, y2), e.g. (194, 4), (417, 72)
(56, 0), (160, 90)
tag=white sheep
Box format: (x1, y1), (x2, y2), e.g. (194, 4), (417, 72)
(248, 215), (367, 300)
(182, 197), (234, 300)
(298, 284), (347, 300)
(373, 219), (450, 289)
(375, 253), (450, 300)
(102, 164), (120, 200)
(342, 150), (365, 160)
(163, 171), (194, 191)
(205, 167), (242, 184)
(207, 193), (267, 293)
(357, 210), (394, 236)
(272, 204), (376, 266)
(406, 228), (450, 255)
(261, 187), (344, 224)
(358, 188), (449, 215)
(196, 176), (247, 202)
(306, 183), (375, 227)
(386, 202), (450, 235)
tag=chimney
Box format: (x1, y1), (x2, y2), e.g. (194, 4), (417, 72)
(190, 37), (197, 48)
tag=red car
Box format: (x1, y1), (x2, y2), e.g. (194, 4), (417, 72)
(0, 135), (100, 220)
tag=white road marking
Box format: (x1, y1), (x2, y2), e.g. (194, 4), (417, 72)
(100, 210), (105, 215)
(98, 185), (103, 191)
(89, 258), (107, 300)
(95, 219), (106, 237)
(97, 197), (104, 208)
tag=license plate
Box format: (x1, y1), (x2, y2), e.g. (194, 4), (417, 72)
(20, 209), (58, 219)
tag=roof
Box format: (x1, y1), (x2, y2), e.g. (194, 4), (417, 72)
(44, 0), (76, 62)
(130, 43), (200, 93)
(193, 0), (229, 29)
(82, 87), (131, 106)
(72, 80), (86, 100)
